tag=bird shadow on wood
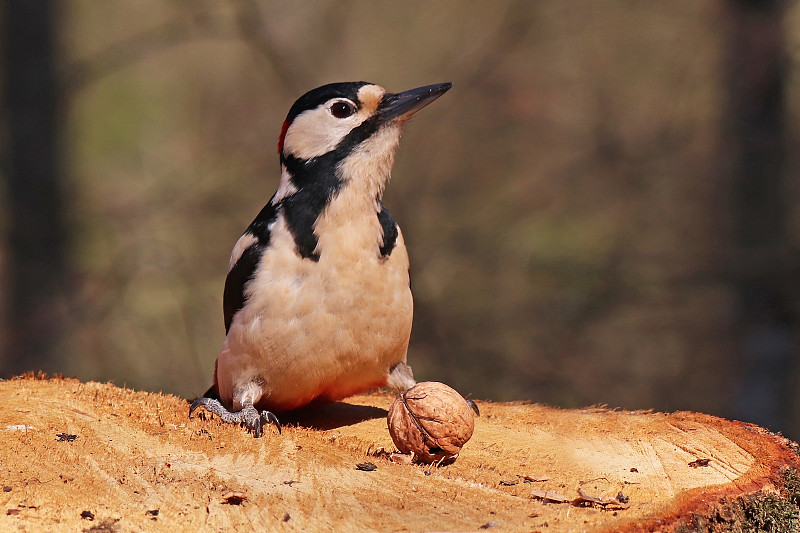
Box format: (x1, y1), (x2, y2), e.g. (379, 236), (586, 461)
(280, 402), (388, 431)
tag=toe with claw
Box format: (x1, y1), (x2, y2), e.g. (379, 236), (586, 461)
(190, 397), (281, 438)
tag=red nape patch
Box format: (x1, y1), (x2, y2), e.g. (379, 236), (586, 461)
(277, 119), (291, 155)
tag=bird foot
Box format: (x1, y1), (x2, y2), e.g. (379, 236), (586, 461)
(190, 397), (281, 438)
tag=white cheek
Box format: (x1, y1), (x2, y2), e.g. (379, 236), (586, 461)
(283, 107), (367, 160)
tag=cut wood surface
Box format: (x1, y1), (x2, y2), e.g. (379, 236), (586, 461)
(1, 375), (798, 532)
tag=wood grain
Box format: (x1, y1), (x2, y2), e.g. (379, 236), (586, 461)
(0, 376), (797, 532)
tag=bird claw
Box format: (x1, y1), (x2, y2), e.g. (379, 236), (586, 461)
(189, 397), (281, 438)
(263, 411), (282, 434)
(248, 408), (282, 437)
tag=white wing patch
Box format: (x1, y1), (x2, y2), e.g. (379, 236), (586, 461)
(272, 165), (299, 203)
(228, 233), (259, 273)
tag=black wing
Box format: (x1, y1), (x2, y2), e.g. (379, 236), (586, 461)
(377, 202), (399, 257)
(223, 201), (278, 333)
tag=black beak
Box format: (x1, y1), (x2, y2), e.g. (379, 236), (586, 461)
(379, 82), (452, 122)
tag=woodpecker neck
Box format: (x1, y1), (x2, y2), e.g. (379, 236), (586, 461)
(312, 124), (402, 260)
(276, 123), (403, 261)
(277, 122), (402, 213)
(335, 123), (402, 210)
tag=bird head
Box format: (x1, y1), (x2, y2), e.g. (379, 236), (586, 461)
(278, 82), (452, 161)
(274, 82), (451, 202)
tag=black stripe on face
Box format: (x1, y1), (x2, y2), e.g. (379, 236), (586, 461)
(377, 202), (398, 257)
(281, 155), (343, 261)
(223, 201), (277, 333)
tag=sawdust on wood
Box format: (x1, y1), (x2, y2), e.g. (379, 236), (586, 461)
(0, 375), (798, 532)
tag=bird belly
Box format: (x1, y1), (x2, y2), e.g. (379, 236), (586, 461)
(216, 227), (412, 412)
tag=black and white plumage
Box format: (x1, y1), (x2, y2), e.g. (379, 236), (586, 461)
(190, 81), (452, 437)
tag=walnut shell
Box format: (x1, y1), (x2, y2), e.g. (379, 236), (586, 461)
(387, 381), (475, 463)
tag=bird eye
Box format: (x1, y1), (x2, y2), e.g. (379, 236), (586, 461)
(330, 101), (356, 119)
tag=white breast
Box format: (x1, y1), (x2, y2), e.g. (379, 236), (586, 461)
(215, 202), (413, 412)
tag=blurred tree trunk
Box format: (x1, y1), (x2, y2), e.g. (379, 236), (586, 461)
(724, 0), (797, 436)
(1, 0), (68, 376)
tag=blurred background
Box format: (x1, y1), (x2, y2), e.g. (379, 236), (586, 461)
(3, 0), (800, 438)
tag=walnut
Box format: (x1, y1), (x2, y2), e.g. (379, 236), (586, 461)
(387, 382), (475, 463)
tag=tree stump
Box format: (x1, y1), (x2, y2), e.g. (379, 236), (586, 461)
(1, 375), (798, 532)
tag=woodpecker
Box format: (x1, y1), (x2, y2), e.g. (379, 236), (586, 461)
(190, 81), (452, 437)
